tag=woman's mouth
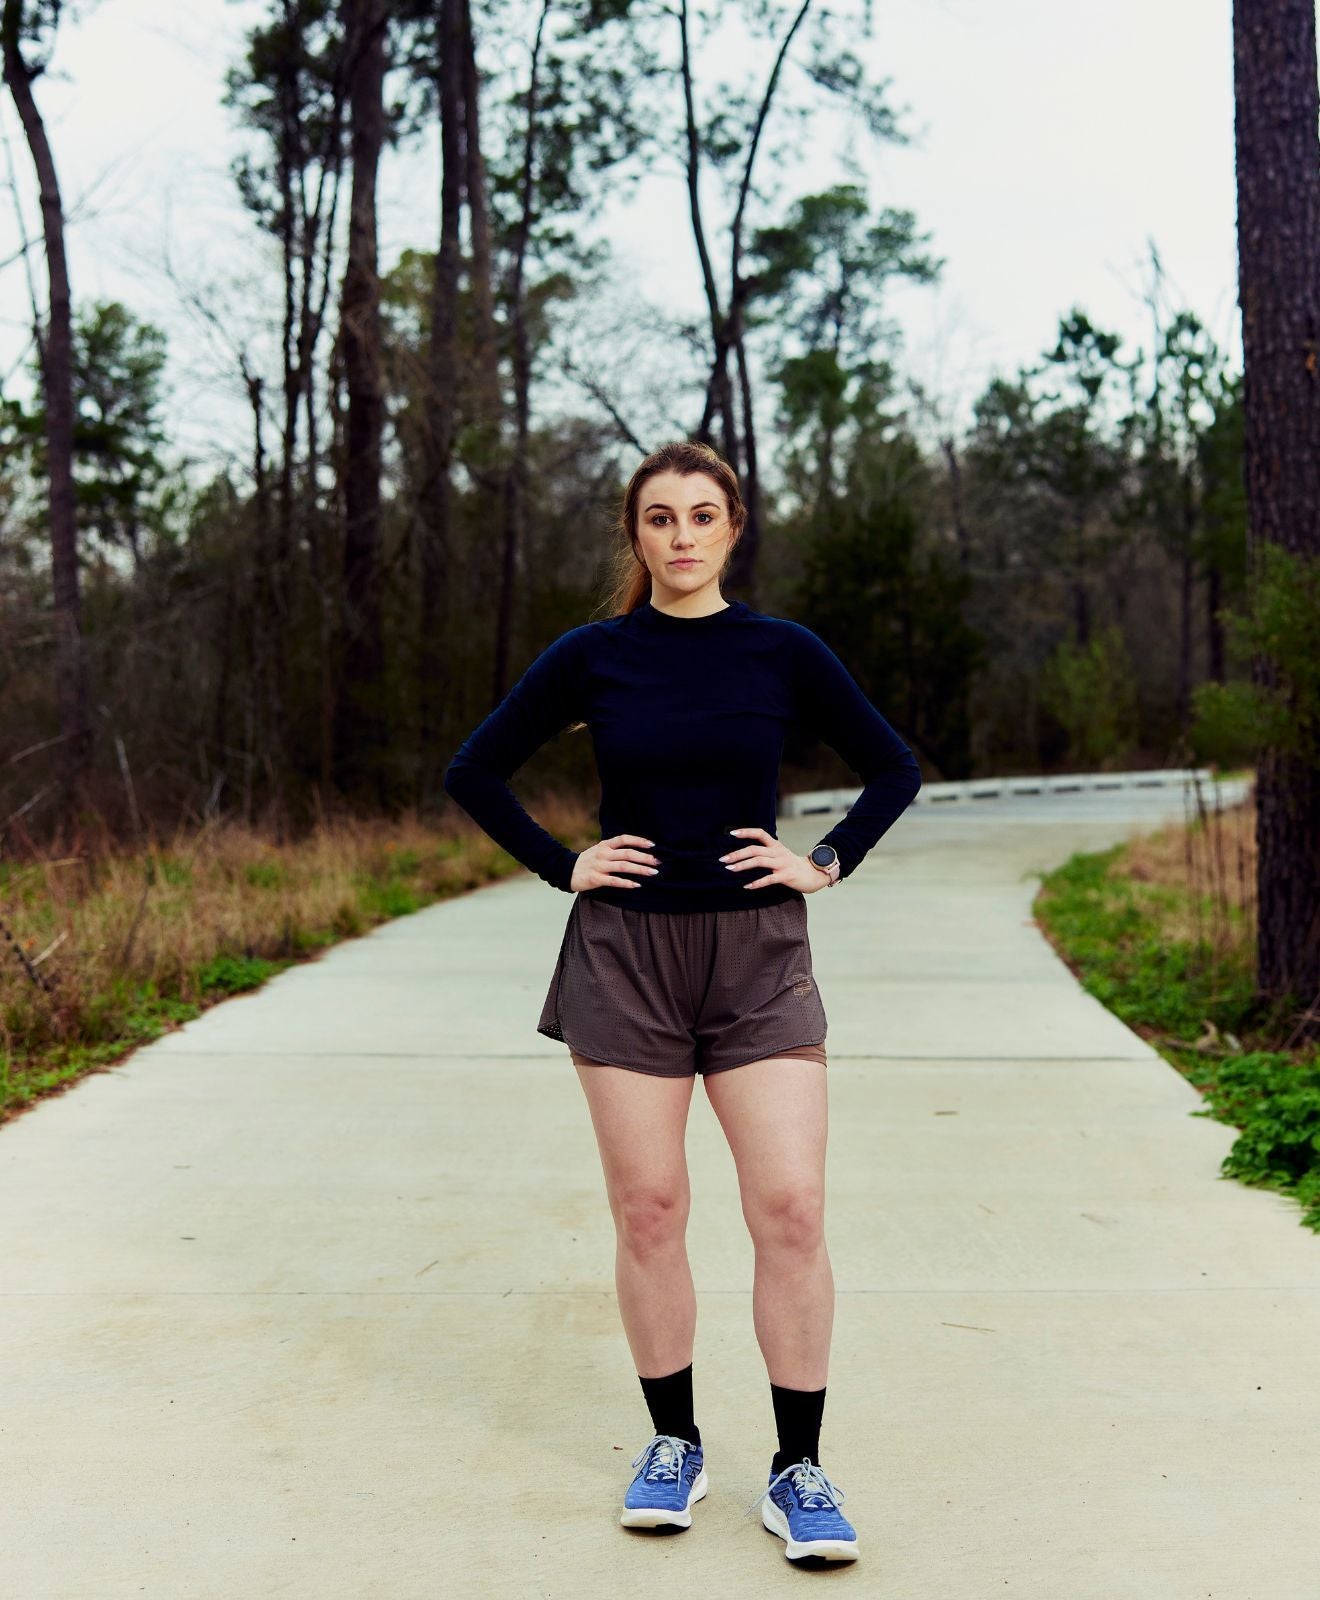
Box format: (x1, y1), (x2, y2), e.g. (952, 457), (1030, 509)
(670, 559), (699, 568)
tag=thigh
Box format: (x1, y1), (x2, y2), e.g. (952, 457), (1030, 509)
(702, 1057), (828, 1212)
(574, 1061), (697, 1211)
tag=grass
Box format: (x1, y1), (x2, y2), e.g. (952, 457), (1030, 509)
(0, 794), (599, 1122)
(1032, 781), (1320, 1231)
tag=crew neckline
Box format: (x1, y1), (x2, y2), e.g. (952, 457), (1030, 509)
(635, 598), (746, 628)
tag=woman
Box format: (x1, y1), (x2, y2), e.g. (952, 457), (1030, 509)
(443, 440), (922, 1566)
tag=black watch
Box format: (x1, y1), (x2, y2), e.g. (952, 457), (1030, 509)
(808, 844), (840, 886)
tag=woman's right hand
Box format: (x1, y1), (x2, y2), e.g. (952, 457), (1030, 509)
(570, 834), (660, 891)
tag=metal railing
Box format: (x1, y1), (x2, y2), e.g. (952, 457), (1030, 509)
(780, 768), (1254, 818)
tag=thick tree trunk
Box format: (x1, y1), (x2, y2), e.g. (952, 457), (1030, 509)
(335, 0), (387, 802)
(2, 0), (89, 819)
(1232, 0), (1320, 1026)
(1175, 460), (1197, 734)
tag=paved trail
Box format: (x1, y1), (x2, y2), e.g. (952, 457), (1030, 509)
(3, 780), (1316, 1599)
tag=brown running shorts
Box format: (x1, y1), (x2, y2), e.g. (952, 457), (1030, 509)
(536, 892), (828, 1078)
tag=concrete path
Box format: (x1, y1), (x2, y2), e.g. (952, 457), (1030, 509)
(3, 780), (1317, 1599)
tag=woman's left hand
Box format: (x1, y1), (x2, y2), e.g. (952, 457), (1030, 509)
(718, 826), (831, 892)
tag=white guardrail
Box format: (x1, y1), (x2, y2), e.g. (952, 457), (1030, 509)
(780, 768), (1253, 819)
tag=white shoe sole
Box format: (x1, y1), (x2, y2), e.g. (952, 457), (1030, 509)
(761, 1496), (860, 1561)
(620, 1466), (709, 1529)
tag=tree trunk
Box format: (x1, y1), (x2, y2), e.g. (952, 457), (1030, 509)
(732, 330), (761, 596)
(459, 0), (508, 703)
(1232, 0), (1320, 1026)
(2, 0), (89, 820)
(418, 0), (464, 801)
(679, 0), (736, 465)
(496, 0), (550, 717)
(1176, 458), (1197, 734)
(335, 0), (387, 802)
(940, 435), (970, 569)
(1206, 562), (1225, 683)
(689, 0), (813, 598)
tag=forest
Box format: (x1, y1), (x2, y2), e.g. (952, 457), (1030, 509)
(2, 0), (1318, 1056)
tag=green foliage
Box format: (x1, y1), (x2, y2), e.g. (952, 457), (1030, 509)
(1191, 541), (1320, 767)
(1194, 1054), (1320, 1230)
(8, 298), (176, 561)
(1038, 624), (1139, 768)
(196, 954), (278, 997)
(243, 861), (285, 890)
(1037, 843), (1320, 1232)
(747, 183), (942, 508)
(793, 436), (984, 778)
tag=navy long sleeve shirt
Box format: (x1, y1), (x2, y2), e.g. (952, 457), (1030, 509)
(442, 597), (922, 911)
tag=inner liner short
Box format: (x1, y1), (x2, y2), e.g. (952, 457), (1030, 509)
(536, 892), (828, 1078)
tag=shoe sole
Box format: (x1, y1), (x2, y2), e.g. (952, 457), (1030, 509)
(620, 1466), (709, 1529)
(761, 1496), (860, 1561)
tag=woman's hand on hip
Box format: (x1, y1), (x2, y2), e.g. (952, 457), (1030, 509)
(570, 834), (661, 892)
(718, 826), (830, 892)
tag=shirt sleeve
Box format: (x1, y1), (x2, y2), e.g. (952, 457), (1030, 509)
(787, 621), (922, 881)
(442, 626), (589, 893)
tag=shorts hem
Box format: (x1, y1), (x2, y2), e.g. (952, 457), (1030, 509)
(700, 1038), (829, 1076)
(569, 1049), (697, 1079)
(564, 1036), (829, 1078)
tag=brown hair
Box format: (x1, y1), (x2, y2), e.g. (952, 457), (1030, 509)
(592, 439), (746, 620)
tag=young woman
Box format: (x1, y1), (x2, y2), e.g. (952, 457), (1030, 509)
(443, 439), (922, 1566)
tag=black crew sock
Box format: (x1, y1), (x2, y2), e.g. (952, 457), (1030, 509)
(769, 1382), (826, 1475)
(638, 1363), (700, 1448)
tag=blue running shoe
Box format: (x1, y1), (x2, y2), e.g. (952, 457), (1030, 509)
(748, 1457), (859, 1561)
(619, 1433), (707, 1529)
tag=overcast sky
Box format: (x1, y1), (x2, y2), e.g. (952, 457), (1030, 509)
(0, 0), (1250, 479)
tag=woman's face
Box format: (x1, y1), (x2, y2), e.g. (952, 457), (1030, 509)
(633, 469), (736, 602)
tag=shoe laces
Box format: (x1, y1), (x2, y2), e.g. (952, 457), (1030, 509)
(631, 1433), (692, 1483)
(745, 1457), (847, 1518)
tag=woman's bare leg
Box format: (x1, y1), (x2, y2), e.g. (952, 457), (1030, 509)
(701, 1057), (832, 1388)
(574, 1062), (698, 1377)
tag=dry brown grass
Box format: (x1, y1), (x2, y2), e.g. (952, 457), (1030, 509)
(0, 792), (601, 1119)
(1120, 778), (1256, 962)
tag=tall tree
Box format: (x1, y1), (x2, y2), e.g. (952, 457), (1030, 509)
(745, 183), (940, 529)
(334, 0), (388, 802)
(653, 0), (908, 587)
(2, 0), (89, 816)
(414, 0), (465, 797)
(224, 0), (349, 790)
(1231, 0), (1320, 1024)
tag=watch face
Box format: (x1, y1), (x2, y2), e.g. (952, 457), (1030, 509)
(810, 846), (837, 868)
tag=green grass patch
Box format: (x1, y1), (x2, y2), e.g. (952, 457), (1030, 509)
(1035, 842), (1320, 1231)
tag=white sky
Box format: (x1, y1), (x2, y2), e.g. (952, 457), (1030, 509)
(0, 0), (1254, 481)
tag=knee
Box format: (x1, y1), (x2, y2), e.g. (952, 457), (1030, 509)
(747, 1183), (825, 1255)
(614, 1184), (688, 1258)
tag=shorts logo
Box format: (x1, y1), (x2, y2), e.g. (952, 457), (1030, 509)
(791, 972), (813, 997)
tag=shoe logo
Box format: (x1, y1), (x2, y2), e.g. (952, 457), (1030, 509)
(791, 971), (813, 997)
